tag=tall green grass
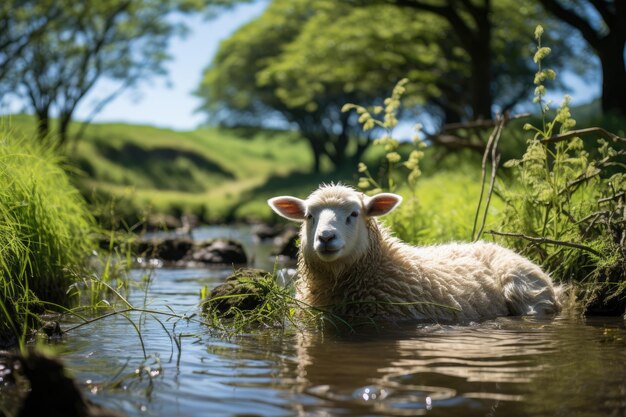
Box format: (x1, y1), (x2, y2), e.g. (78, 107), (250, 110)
(0, 127), (95, 344)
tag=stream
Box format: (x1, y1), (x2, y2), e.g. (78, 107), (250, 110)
(7, 226), (626, 416)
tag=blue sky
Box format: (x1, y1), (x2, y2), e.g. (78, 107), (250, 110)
(1, 1), (268, 131)
(2, 1), (602, 131)
(80, 1), (269, 130)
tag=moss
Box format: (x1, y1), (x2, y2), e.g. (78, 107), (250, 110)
(202, 268), (276, 317)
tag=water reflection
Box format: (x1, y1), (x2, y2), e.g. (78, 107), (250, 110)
(2, 225), (624, 417)
(281, 318), (626, 416)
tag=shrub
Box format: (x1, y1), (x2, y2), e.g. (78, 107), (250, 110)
(0, 127), (96, 344)
(492, 26), (626, 310)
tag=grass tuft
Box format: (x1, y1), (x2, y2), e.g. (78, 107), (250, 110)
(0, 126), (96, 345)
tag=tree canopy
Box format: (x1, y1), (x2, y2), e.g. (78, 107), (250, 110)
(197, 0), (583, 168)
(537, 0), (625, 117)
(0, 0), (227, 145)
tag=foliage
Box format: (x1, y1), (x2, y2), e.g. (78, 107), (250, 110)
(344, 78), (509, 246)
(343, 79), (427, 242)
(6, 114), (314, 225)
(0, 0), (61, 85)
(256, 3), (445, 112)
(0, 126), (96, 344)
(0, 0), (219, 145)
(495, 26), (626, 304)
(197, 0), (380, 172)
(536, 0), (626, 118)
(197, 0), (586, 171)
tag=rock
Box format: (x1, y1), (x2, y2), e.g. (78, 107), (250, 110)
(185, 239), (247, 265)
(17, 350), (128, 417)
(39, 321), (62, 338)
(203, 268), (272, 316)
(134, 237), (194, 262)
(273, 228), (299, 260)
(251, 223), (284, 240)
(144, 214), (181, 231)
(131, 236), (248, 267)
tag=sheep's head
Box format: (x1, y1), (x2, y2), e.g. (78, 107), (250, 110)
(268, 184), (401, 263)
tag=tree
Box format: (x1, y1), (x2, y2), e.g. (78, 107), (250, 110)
(2, 0), (218, 146)
(198, 0), (581, 166)
(197, 0), (396, 172)
(537, 0), (625, 117)
(0, 1), (62, 84)
(364, 0), (583, 122)
(385, 0), (495, 120)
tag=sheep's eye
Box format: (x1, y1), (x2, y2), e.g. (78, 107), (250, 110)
(306, 213), (313, 220)
(350, 211), (359, 217)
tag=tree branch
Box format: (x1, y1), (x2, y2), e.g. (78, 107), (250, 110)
(485, 230), (601, 256)
(598, 191), (625, 204)
(587, 0), (615, 27)
(473, 113), (505, 241)
(537, 0), (602, 50)
(443, 112), (531, 131)
(541, 127), (626, 144)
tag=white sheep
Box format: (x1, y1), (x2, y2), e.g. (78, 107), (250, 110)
(268, 183), (561, 322)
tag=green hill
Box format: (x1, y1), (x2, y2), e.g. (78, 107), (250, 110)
(4, 114), (333, 225)
(7, 100), (615, 229)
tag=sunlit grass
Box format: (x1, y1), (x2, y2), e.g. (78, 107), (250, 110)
(6, 114), (317, 224)
(0, 126), (96, 344)
(391, 169), (505, 244)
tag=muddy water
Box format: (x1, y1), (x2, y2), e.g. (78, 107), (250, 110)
(13, 227), (626, 416)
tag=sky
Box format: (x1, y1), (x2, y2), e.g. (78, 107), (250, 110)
(1, 1), (269, 131)
(2, 1), (602, 132)
(83, 1), (268, 130)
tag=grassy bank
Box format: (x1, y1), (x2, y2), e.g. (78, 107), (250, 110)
(0, 127), (96, 345)
(6, 115), (495, 230)
(6, 114), (321, 226)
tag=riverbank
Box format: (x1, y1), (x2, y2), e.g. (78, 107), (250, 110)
(1, 106), (624, 349)
(0, 128), (96, 346)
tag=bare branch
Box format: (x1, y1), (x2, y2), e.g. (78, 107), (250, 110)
(443, 112), (531, 131)
(541, 127), (626, 144)
(537, 0), (602, 50)
(473, 114), (505, 241)
(599, 191), (625, 204)
(486, 230), (601, 256)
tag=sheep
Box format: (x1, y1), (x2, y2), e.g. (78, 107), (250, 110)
(268, 183), (561, 322)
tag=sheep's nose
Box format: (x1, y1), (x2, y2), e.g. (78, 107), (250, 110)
(318, 230), (336, 243)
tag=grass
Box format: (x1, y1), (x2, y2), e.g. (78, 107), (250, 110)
(5, 114), (317, 225)
(387, 162), (504, 245)
(0, 126), (96, 345)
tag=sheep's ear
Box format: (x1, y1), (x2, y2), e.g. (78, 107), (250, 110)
(364, 193), (402, 217)
(268, 196), (307, 221)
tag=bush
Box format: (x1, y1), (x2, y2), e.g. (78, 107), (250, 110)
(0, 128), (96, 344)
(492, 26), (626, 311)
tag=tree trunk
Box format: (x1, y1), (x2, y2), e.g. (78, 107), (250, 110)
(597, 36), (626, 118)
(35, 108), (50, 140)
(327, 114), (351, 170)
(469, 47), (493, 120)
(58, 111), (72, 149)
(308, 137), (324, 173)
(468, 6), (493, 120)
(536, 0), (625, 118)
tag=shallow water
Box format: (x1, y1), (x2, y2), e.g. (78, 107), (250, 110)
(6, 226), (626, 416)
